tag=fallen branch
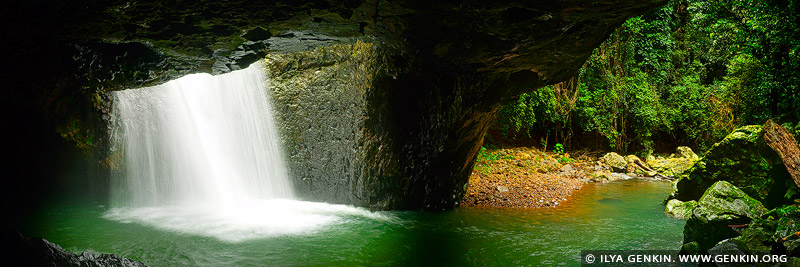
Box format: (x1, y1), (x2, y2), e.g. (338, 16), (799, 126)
(781, 231), (800, 242)
(634, 159), (655, 172)
(633, 158), (675, 180)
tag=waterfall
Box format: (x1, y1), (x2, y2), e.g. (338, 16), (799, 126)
(110, 62), (294, 208)
(105, 62), (392, 242)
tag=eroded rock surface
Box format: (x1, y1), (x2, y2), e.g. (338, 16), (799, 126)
(0, 232), (146, 267)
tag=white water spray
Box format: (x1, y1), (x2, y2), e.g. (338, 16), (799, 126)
(106, 62), (392, 242)
(110, 61), (294, 208)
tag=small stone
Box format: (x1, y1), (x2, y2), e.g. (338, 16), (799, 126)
(558, 164), (574, 173)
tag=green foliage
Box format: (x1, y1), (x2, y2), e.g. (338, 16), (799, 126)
(552, 143), (565, 154)
(476, 146), (513, 162)
(494, 0), (799, 153)
(477, 146), (500, 161)
(496, 86), (554, 139)
(475, 147), (515, 174)
(770, 205), (800, 218)
(551, 143), (573, 163)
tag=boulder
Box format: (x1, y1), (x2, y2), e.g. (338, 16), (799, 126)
(643, 147), (700, 178)
(676, 146), (700, 160)
(646, 157), (697, 178)
(686, 204), (800, 259)
(719, 217), (776, 254)
(589, 171), (632, 183)
(675, 125), (794, 208)
(624, 155), (641, 164)
(602, 152), (627, 172)
(682, 181), (768, 253)
(708, 239), (755, 259)
(665, 199), (698, 219)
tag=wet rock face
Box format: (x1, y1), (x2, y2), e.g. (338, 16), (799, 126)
(0, 232), (145, 267)
(263, 42), (390, 205)
(4, 0), (665, 210)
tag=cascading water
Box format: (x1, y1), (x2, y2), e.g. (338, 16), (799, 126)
(105, 62), (390, 242)
(110, 61), (294, 208)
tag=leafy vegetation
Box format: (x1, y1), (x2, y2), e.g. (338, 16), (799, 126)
(474, 146), (514, 174)
(552, 143), (573, 163)
(495, 0), (799, 153)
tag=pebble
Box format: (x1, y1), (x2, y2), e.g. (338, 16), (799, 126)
(461, 147), (599, 208)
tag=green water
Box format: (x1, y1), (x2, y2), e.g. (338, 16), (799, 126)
(24, 179), (685, 266)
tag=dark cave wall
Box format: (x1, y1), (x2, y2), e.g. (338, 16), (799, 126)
(1, 0), (666, 211)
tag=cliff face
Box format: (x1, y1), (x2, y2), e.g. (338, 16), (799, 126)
(1, 0), (665, 210)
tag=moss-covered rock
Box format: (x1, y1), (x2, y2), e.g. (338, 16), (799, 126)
(624, 154), (641, 164)
(682, 201), (800, 260)
(707, 238), (762, 258)
(676, 146), (700, 160)
(682, 181), (768, 253)
(731, 218), (775, 252)
(645, 147), (699, 178)
(603, 152), (627, 172)
(647, 158), (697, 178)
(675, 125), (794, 208)
(665, 199), (698, 219)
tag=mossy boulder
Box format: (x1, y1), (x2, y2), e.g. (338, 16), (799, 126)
(675, 125), (794, 208)
(603, 152), (627, 172)
(730, 218), (776, 252)
(647, 157), (697, 178)
(683, 202), (800, 259)
(624, 154), (641, 164)
(708, 238), (762, 258)
(676, 146), (700, 160)
(682, 181), (768, 253)
(665, 199), (698, 219)
(645, 147), (699, 177)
